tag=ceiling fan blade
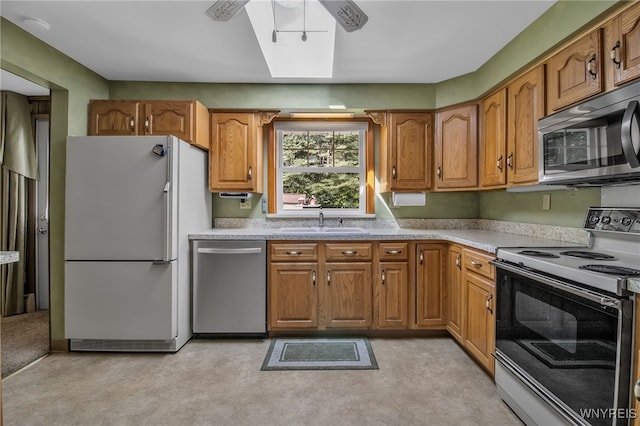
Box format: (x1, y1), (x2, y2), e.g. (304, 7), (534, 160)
(318, 0), (368, 32)
(206, 0), (250, 21)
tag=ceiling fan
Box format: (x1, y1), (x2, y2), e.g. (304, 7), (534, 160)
(206, 0), (368, 32)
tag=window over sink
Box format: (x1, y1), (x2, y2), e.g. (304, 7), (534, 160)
(269, 120), (374, 216)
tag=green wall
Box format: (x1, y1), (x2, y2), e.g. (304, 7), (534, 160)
(0, 1), (623, 344)
(479, 188), (601, 227)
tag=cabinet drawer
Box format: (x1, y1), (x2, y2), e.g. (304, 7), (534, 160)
(325, 243), (372, 261)
(379, 242), (409, 261)
(270, 243), (318, 261)
(463, 249), (495, 280)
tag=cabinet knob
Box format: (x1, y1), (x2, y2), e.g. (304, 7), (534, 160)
(392, 166), (397, 179)
(456, 254), (462, 270)
(129, 117), (135, 132)
(385, 250), (402, 255)
(496, 155), (503, 172)
(381, 269), (385, 285)
(419, 250), (424, 265)
(342, 250), (357, 256)
(286, 251), (301, 256)
(470, 260), (483, 268)
(634, 380), (640, 401)
(436, 166), (442, 179)
(144, 116), (151, 132)
(312, 270), (316, 286)
(587, 54), (598, 79)
(610, 40), (621, 69)
(248, 166), (253, 180)
(327, 270), (331, 285)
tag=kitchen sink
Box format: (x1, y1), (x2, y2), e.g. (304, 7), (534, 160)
(278, 226), (368, 234)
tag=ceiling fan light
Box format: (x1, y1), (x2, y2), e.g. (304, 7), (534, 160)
(206, 0), (250, 21)
(317, 0), (368, 32)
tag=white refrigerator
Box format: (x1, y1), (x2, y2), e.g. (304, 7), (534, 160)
(64, 136), (211, 352)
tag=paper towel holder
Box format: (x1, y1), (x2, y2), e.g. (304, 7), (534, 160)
(391, 192), (426, 207)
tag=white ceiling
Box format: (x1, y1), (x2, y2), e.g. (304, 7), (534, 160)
(1, 0), (556, 92)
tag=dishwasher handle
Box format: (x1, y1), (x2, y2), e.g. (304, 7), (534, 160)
(197, 247), (263, 255)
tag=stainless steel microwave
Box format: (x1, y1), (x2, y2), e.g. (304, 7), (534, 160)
(538, 79), (640, 186)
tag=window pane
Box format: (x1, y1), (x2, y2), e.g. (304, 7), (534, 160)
(333, 150), (359, 167)
(334, 132), (359, 150)
(282, 172), (360, 209)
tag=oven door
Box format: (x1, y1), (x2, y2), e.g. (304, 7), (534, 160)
(493, 261), (634, 426)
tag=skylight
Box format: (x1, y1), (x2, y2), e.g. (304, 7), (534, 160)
(245, 0), (336, 79)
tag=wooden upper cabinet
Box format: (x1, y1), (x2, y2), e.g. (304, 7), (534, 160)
(209, 111), (278, 193)
(480, 89), (507, 188)
(547, 29), (603, 112)
(141, 101), (210, 150)
(609, 2), (640, 87)
(88, 99), (210, 149)
(89, 100), (140, 136)
(507, 66), (545, 186)
(434, 104), (478, 190)
(365, 111), (432, 192)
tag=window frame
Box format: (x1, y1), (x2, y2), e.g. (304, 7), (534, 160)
(267, 118), (375, 216)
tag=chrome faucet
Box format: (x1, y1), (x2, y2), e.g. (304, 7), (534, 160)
(318, 209), (324, 227)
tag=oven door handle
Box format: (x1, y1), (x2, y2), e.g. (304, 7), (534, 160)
(490, 260), (623, 309)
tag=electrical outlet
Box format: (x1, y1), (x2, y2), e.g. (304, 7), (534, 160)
(542, 194), (551, 210)
(240, 199), (252, 209)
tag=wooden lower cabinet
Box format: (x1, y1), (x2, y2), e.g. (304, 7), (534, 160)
(325, 262), (372, 329)
(269, 262), (318, 329)
(414, 243), (447, 327)
(446, 245), (464, 343)
(376, 261), (409, 328)
(462, 248), (496, 375)
(463, 272), (495, 375)
(268, 242), (372, 331)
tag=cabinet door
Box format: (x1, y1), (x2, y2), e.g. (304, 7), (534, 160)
(324, 263), (372, 329)
(446, 246), (464, 343)
(389, 112), (432, 191)
(507, 66), (545, 185)
(209, 112), (259, 192)
(613, 2), (640, 87)
(547, 29), (602, 112)
(480, 89), (507, 188)
(269, 263), (318, 329)
(434, 104), (478, 190)
(88, 100), (139, 136)
(464, 272), (495, 375)
(377, 262), (409, 329)
(415, 243), (446, 327)
(143, 101), (192, 142)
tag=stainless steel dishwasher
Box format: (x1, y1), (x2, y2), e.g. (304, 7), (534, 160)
(192, 240), (267, 336)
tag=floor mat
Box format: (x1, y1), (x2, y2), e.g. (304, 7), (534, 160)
(261, 337), (378, 371)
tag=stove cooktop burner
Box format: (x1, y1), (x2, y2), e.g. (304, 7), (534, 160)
(579, 265), (640, 276)
(517, 250), (560, 258)
(559, 251), (618, 261)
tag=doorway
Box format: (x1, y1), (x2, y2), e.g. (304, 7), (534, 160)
(1, 72), (51, 377)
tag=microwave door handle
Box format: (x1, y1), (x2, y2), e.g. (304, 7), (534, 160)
(621, 100), (640, 168)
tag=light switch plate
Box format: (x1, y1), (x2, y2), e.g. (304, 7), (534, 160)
(542, 194), (551, 210)
(240, 199), (251, 209)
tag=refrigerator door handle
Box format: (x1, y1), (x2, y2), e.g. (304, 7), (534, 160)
(162, 141), (174, 263)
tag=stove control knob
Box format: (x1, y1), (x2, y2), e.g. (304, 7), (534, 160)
(589, 215), (599, 224)
(622, 217), (632, 226)
(601, 216), (611, 224)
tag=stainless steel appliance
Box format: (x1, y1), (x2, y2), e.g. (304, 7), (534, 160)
(538, 79), (640, 186)
(492, 207), (640, 426)
(192, 240), (267, 335)
(64, 136), (211, 352)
